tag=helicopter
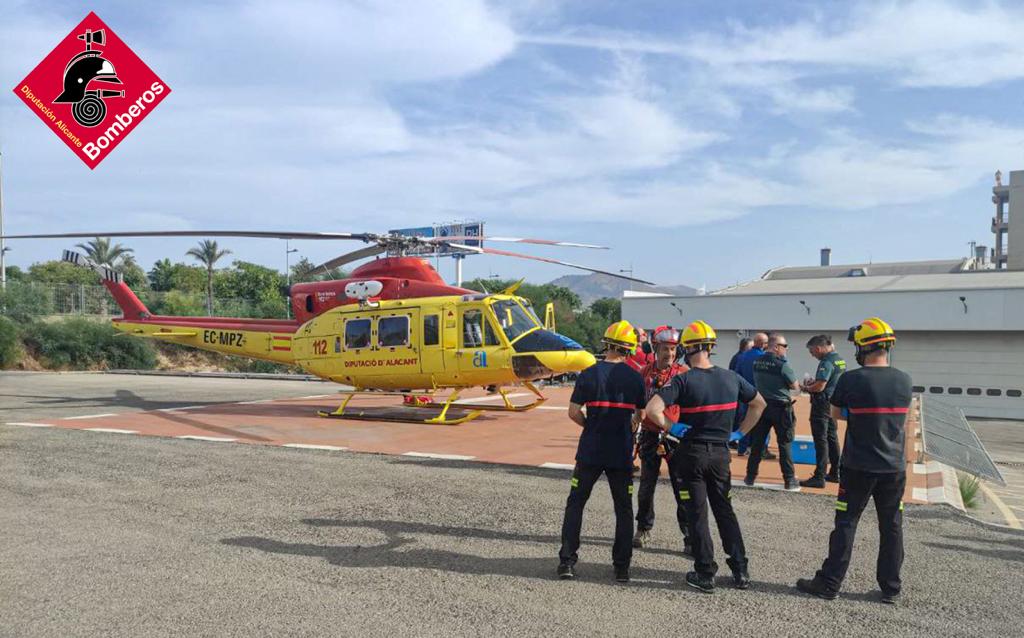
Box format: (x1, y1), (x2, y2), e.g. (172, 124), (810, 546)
(5, 229), (654, 425)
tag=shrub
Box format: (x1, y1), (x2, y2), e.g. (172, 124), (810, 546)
(0, 282), (55, 322)
(0, 316), (22, 368)
(958, 472), (982, 509)
(26, 317), (157, 370)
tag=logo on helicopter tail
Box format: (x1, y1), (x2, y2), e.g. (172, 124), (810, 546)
(12, 12), (170, 169)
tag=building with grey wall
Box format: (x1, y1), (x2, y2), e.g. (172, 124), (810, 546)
(623, 269), (1024, 419)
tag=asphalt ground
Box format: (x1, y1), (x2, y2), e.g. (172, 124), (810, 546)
(2, 374), (1023, 637)
(971, 419), (1024, 529)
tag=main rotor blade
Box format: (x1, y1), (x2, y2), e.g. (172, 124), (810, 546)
(0, 230), (376, 241)
(307, 244), (387, 274)
(444, 242), (656, 286)
(425, 236), (607, 249)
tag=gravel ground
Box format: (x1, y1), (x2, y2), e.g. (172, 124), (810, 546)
(2, 423), (1022, 638)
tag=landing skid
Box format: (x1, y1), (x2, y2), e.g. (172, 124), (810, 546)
(314, 382), (547, 425)
(317, 389), (484, 425)
(405, 382), (548, 413)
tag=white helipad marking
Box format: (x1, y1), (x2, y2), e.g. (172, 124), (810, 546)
(539, 462), (575, 470)
(84, 428), (138, 434)
(299, 395), (333, 399)
(63, 413), (117, 420)
(912, 487), (929, 502)
(7, 422), (52, 428)
(913, 463), (928, 474)
(732, 480), (785, 491)
(282, 443), (349, 451)
(236, 399), (274, 405)
(176, 435), (236, 442)
(403, 452), (475, 461)
(536, 406), (568, 410)
(158, 405), (206, 412)
(457, 393), (530, 404)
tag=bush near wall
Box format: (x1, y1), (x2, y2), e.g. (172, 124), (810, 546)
(24, 317), (157, 370)
(0, 316), (22, 369)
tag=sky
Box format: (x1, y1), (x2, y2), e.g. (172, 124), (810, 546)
(1, 0), (1021, 290)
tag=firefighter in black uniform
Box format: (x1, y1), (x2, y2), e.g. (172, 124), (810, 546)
(558, 320), (646, 583)
(797, 317), (913, 605)
(646, 320), (767, 593)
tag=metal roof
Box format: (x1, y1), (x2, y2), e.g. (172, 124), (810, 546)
(714, 269), (1024, 296)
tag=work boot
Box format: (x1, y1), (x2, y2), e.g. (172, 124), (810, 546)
(825, 471), (840, 483)
(685, 571), (715, 593)
(800, 477), (826, 488)
(732, 568), (750, 590)
(614, 565), (630, 583)
(557, 563), (575, 580)
(796, 577), (837, 600)
(763, 449), (777, 460)
(632, 528), (651, 549)
(784, 478), (802, 492)
(880, 590), (901, 605)
(743, 475), (756, 487)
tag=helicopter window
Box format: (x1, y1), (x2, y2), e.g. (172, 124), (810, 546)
(345, 319), (371, 350)
(379, 316), (409, 348)
(305, 295), (314, 313)
(463, 310), (499, 347)
(423, 315), (439, 346)
(492, 299), (539, 342)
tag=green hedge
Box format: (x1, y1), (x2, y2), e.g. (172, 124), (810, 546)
(0, 316), (21, 368)
(25, 318), (157, 370)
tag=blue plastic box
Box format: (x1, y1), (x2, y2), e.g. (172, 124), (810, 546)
(790, 435), (816, 465)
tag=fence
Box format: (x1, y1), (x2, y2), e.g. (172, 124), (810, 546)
(0, 281), (275, 320)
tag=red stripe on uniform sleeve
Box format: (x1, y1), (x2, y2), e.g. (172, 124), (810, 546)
(848, 407), (909, 414)
(678, 401), (738, 414)
(585, 401), (637, 409)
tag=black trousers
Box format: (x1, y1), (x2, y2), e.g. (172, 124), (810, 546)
(635, 431), (690, 543)
(816, 467), (906, 594)
(746, 400), (796, 481)
(670, 442), (747, 577)
(809, 408), (840, 479)
(559, 462), (634, 567)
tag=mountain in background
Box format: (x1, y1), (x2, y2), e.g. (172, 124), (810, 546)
(547, 273), (698, 306)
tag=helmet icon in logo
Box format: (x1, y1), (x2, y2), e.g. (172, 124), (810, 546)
(53, 28), (124, 127)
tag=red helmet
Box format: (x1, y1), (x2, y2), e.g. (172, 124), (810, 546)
(651, 325), (680, 346)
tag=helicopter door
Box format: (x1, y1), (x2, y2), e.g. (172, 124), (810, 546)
(456, 304), (507, 379)
(420, 311), (444, 375)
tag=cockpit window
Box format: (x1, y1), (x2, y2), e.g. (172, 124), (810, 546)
(463, 309), (499, 347)
(492, 299), (539, 342)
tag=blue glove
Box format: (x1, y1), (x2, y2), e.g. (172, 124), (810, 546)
(729, 430), (743, 442)
(669, 423), (691, 438)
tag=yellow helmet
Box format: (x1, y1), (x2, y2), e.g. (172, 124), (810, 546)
(602, 320), (639, 354)
(681, 320), (717, 350)
(849, 317), (896, 347)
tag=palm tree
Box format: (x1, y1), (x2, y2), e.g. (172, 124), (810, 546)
(75, 237), (133, 267)
(186, 240), (231, 316)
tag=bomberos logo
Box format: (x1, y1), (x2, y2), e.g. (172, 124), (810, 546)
(13, 11), (171, 169)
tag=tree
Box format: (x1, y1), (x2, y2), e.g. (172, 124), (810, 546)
(27, 260), (98, 285)
(213, 261), (287, 318)
(116, 255), (149, 289)
(186, 240), (232, 316)
(75, 237), (133, 267)
(289, 257), (346, 284)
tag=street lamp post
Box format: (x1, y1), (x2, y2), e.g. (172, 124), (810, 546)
(1, 151), (7, 292)
(285, 240), (298, 319)
(619, 263), (634, 292)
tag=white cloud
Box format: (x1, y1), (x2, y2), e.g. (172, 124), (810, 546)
(526, 1), (1024, 88)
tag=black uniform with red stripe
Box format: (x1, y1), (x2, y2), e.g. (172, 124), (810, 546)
(657, 366), (758, 579)
(815, 366), (913, 596)
(559, 361), (645, 569)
